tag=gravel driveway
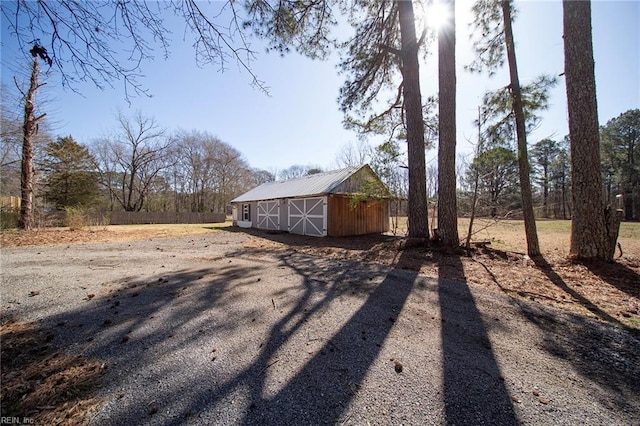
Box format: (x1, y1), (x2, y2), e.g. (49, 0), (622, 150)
(2, 230), (639, 425)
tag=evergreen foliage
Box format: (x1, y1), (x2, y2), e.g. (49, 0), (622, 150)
(42, 136), (99, 209)
(600, 109), (640, 220)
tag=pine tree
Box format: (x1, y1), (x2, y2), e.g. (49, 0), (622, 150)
(600, 109), (640, 220)
(468, 0), (558, 256)
(43, 136), (99, 209)
(250, 1), (431, 238)
(531, 139), (561, 218)
(563, 0), (621, 260)
(437, 0), (459, 247)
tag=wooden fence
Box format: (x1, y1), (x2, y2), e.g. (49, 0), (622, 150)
(110, 211), (226, 225)
(0, 196), (21, 210)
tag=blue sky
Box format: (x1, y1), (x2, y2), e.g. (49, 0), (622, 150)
(1, 1), (638, 173)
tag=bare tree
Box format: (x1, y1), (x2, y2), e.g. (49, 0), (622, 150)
(335, 140), (372, 168)
(170, 130), (258, 213)
(2, 1), (266, 98)
(465, 110), (484, 249)
(97, 111), (172, 211)
(251, 169), (276, 186)
(531, 138), (561, 218)
(209, 142), (252, 212)
(1, 91), (24, 197)
(171, 130), (215, 212)
(278, 164), (323, 180)
(15, 46), (49, 230)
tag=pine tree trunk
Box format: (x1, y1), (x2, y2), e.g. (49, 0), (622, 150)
(542, 165), (549, 218)
(18, 59), (44, 231)
(563, 0), (620, 260)
(397, 0), (429, 239)
(437, 0), (459, 247)
(501, 1), (540, 257)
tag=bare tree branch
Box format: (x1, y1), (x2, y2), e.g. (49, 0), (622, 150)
(1, 1), (269, 99)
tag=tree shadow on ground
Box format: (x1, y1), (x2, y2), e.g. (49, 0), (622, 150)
(437, 252), (518, 425)
(477, 253), (640, 417)
(532, 257), (626, 325)
(249, 254), (416, 423)
(9, 259), (264, 424)
(514, 298), (640, 417)
(581, 259), (640, 300)
(11, 238), (421, 424)
(0, 319), (105, 424)
(173, 246), (419, 424)
(10, 234), (639, 424)
(218, 226), (399, 252)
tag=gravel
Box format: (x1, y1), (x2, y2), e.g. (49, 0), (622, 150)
(2, 231), (639, 425)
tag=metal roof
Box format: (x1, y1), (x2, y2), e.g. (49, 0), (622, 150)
(230, 165), (367, 203)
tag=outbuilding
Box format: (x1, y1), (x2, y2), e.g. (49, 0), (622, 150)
(230, 164), (390, 237)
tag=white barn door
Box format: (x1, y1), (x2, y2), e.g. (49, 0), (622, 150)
(257, 201), (279, 230)
(288, 197), (327, 237)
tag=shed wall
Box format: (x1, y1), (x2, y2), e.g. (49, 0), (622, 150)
(279, 199), (288, 231)
(327, 195), (389, 237)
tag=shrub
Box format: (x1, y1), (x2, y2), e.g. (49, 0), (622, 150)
(0, 210), (19, 229)
(64, 206), (89, 230)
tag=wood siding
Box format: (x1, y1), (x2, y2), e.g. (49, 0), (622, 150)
(327, 195), (389, 237)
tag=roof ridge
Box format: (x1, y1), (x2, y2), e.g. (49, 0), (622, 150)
(275, 164), (364, 183)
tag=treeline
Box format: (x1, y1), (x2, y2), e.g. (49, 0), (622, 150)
(0, 110), (275, 225)
(335, 108), (639, 223)
(459, 137), (572, 220)
(2, 106), (637, 228)
(458, 108), (639, 221)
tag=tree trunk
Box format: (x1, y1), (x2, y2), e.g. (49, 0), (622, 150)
(624, 192), (633, 221)
(563, 0), (620, 260)
(18, 59), (46, 231)
(437, 0), (459, 247)
(501, 1), (540, 256)
(542, 164), (549, 218)
(564, 182), (570, 220)
(397, 0), (429, 239)
(465, 108), (484, 250)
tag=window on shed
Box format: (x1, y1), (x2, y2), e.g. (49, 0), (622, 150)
(242, 204), (250, 221)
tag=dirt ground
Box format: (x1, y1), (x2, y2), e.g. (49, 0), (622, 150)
(2, 220), (639, 330)
(1, 320), (106, 425)
(1, 221), (639, 424)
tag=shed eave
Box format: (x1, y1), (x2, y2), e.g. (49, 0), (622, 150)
(230, 192), (328, 204)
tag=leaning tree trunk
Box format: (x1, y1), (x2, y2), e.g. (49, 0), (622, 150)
(501, 1), (540, 257)
(563, 0), (621, 260)
(466, 107), (484, 250)
(437, 0), (459, 247)
(397, 0), (429, 239)
(18, 58), (46, 231)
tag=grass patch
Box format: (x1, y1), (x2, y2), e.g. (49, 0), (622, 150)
(391, 217), (639, 256)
